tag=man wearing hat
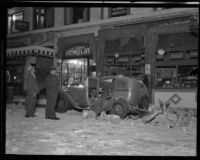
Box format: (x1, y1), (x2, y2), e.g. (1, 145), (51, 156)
(24, 63), (39, 117)
(44, 67), (60, 120)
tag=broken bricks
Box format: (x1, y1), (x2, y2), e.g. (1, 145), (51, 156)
(82, 110), (97, 119)
(100, 112), (120, 124)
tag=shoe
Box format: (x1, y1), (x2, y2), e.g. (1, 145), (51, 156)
(51, 117), (60, 120)
(46, 117), (60, 120)
(25, 115), (37, 118)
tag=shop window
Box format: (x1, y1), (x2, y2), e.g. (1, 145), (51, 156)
(33, 7), (54, 29)
(7, 64), (24, 95)
(155, 66), (177, 88)
(155, 65), (198, 89)
(73, 7), (90, 24)
(7, 12), (23, 33)
(155, 32), (198, 89)
(62, 58), (88, 87)
(178, 65), (198, 88)
(109, 7), (130, 18)
(154, 49), (198, 89)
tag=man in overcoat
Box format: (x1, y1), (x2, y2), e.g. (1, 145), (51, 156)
(24, 64), (39, 117)
(45, 67), (60, 120)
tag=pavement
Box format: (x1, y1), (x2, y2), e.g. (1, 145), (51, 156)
(5, 103), (196, 155)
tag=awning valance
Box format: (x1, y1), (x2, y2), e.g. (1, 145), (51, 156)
(7, 45), (56, 57)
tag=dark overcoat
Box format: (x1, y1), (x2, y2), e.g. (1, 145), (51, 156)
(45, 74), (59, 118)
(24, 72), (39, 116)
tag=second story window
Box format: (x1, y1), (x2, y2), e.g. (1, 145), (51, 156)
(73, 7), (90, 23)
(33, 7), (54, 29)
(109, 7), (130, 18)
(8, 12), (23, 33)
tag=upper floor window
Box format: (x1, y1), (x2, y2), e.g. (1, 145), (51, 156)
(109, 7), (130, 18)
(64, 7), (90, 25)
(8, 12), (23, 33)
(73, 7), (90, 23)
(33, 7), (54, 29)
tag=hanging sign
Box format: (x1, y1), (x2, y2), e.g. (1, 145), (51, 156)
(145, 64), (151, 75)
(15, 20), (29, 31)
(111, 7), (128, 17)
(64, 44), (91, 58)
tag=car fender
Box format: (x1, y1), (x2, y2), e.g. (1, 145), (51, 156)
(61, 91), (88, 110)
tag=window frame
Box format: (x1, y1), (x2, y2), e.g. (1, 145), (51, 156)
(8, 11), (24, 33)
(33, 7), (54, 30)
(72, 7), (90, 24)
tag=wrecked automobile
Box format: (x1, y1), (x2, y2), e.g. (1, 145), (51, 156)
(56, 76), (149, 119)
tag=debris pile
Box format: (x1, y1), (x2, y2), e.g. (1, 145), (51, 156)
(140, 100), (197, 132)
(82, 110), (120, 124)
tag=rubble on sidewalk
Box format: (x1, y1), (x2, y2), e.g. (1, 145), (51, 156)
(82, 110), (121, 124)
(99, 111), (120, 124)
(82, 110), (97, 119)
(141, 100), (197, 133)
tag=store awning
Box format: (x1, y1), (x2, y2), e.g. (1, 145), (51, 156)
(7, 45), (56, 57)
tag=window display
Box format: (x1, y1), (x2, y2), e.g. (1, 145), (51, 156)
(155, 64), (198, 89)
(62, 58), (88, 86)
(103, 52), (145, 79)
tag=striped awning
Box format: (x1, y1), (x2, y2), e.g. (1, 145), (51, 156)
(7, 45), (56, 57)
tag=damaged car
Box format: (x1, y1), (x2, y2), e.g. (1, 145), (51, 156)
(56, 76), (149, 119)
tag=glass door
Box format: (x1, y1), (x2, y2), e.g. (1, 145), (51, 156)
(62, 58), (88, 87)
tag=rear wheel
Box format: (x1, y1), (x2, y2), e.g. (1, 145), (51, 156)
(56, 93), (71, 113)
(112, 99), (128, 119)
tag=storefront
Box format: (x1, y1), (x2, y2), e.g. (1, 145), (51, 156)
(57, 34), (97, 89)
(148, 23), (198, 108)
(98, 26), (147, 81)
(6, 45), (56, 100)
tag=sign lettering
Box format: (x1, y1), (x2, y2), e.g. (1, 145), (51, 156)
(15, 20), (29, 31)
(64, 44), (91, 58)
(111, 8), (128, 17)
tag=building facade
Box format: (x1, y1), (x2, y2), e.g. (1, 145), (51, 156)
(6, 7), (199, 108)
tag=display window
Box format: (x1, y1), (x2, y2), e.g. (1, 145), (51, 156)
(7, 64), (24, 95)
(154, 32), (198, 89)
(62, 58), (88, 87)
(155, 60), (198, 89)
(61, 57), (96, 87)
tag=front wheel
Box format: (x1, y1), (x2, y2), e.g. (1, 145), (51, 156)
(112, 99), (128, 119)
(56, 93), (71, 113)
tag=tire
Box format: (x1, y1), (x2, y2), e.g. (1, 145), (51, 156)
(55, 93), (71, 113)
(138, 95), (149, 111)
(112, 98), (128, 119)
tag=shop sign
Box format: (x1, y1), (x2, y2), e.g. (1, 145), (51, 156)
(111, 7), (127, 17)
(15, 20), (29, 31)
(64, 44), (91, 58)
(145, 64), (151, 75)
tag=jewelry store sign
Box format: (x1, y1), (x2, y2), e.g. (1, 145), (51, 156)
(64, 44), (91, 58)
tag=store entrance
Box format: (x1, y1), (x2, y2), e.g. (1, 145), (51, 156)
(62, 58), (89, 87)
